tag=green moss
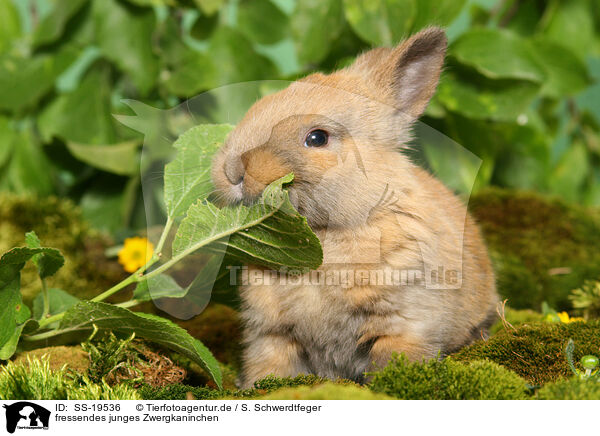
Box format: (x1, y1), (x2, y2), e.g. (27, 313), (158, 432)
(490, 307), (545, 335)
(537, 377), (600, 400)
(253, 374), (334, 390)
(0, 193), (125, 305)
(138, 383), (241, 400)
(0, 357), (139, 400)
(469, 188), (600, 310)
(452, 321), (600, 385)
(83, 332), (144, 384)
(368, 354), (529, 400)
(139, 373), (355, 400)
(261, 382), (394, 400)
(13, 346), (89, 373)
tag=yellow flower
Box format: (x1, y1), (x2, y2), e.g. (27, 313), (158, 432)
(118, 237), (154, 273)
(557, 311), (585, 323)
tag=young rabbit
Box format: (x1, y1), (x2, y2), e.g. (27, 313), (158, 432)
(212, 27), (499, 388)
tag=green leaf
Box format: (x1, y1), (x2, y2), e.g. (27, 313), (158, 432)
(436, 71), (539, 121)
(343, 0), (415, 46)
(189, 12), (219, 40)
(450, 28), (545, 82)
(0, 45), (78, 112)
(0, 316), (37, 361)
(164, 124), (234, 218)
(237, 0), (290, 45)
(133, 274), (188, 302)
(80, 174), (129, 233)
(548, 141), (589, 203)
(66, 140), (141, 176)
(38, 64), (116, 144)
(32, 288), (79, 325)
(93, 0), (159, 94)
(207, 27), (278, 85)
(25, 231), (65, 279)
(0, 277), (23, 352)
(1, 244), (64, 283)
(193, 0), (223, 15)
(162, 50), (217, 97)
(4, 129), (55, 195)
(0, 116), (15, 169)
(133, 256), (230, 312)
(0, 247), (44, 357)
(172, 173), (323, 270)
(0, 320), (34, 361)
(410, 0), (465, 31)
(0, 0), (21, 53)
(291, 0), (345, 66)
(530, 38), (591, 98)
(32, 0), (87, 47)
(543, 0), (594, 61)
(57, 301), (222, 388)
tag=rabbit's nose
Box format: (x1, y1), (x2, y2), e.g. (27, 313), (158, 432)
(224, 158), (244, 185)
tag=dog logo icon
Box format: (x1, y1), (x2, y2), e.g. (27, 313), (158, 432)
(2, 402), (50, 433)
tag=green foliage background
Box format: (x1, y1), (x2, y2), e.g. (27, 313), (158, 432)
(0, 0), (599, 235)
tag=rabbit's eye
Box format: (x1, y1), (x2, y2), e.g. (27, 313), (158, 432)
(304, 129), (328, 147)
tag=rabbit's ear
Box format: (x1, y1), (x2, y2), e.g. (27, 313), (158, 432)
(351, 27), (447, 119)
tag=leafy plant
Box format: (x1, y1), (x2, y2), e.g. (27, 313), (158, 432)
(570, 280), (600, 319)
(0, 0), (598, 236)
(0, 356), (140, 400)
(0, 124), (324, 390)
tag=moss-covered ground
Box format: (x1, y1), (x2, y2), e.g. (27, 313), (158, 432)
(3, 188), (600, 399)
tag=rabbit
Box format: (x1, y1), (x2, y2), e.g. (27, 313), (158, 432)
(211, 27), (499, 388)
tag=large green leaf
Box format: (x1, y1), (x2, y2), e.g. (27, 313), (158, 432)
(410, 0), (465, 31)
(0, 45), (78, 112)
(172, 173), (323, 270)
(0, 116), (15, 169)
(164, 124), (234, 218)
(0, 246), (62, 357)
(32, 0), (88, 47)
(66, 140), (141, 176)
(548, 141), (589, 203)
(530, 38), (591, 98)
(3, 129), (54, 195)
(162, 51), (217, 97)
(193, 0), (223, 15)
(450, 28), (545, 82)
(291, 0), (345, 66)
(237, 0), (290, 45)
(343, 0), (415, 46)
(436, 71), (539, 121)
(0, 0), (21, 53)
(38, 64), (116, 144)
(93, 0), (159, 94)
(543, 0), (594, 61)
(207, 27), (278, 85)
(56, 301), (222, 388)
(0, 277), (24, 352)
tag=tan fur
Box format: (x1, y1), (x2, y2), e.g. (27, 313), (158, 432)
(241, 147), (292, 198)
(211, 27), (498, 388)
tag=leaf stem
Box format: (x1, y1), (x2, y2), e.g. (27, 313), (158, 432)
(22, 329), (65, 342)
(34, 218), (175, 331)
(156, 216), (174, 253)
(40, 277), (49, 319)
(144, 206), (279, 281)
(90, 274), (138, 303)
